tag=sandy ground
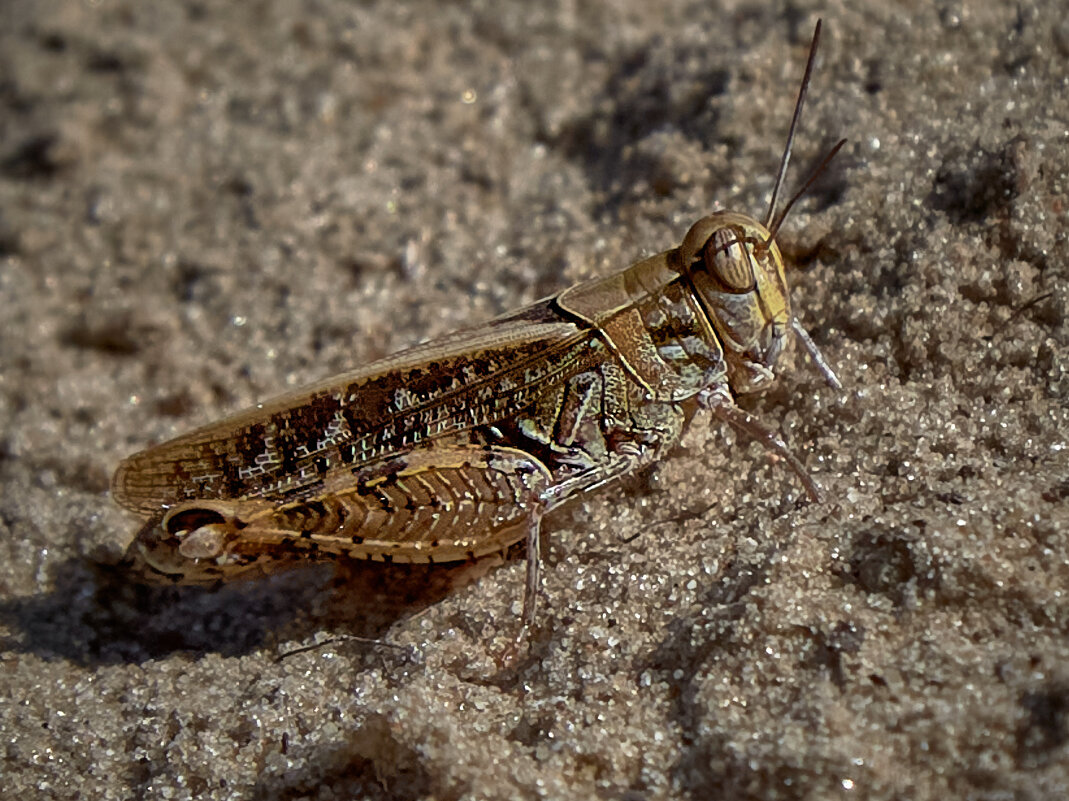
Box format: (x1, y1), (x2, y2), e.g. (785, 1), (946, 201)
(1, 0), (1067, 799)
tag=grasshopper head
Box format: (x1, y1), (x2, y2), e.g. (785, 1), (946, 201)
(680, 211), (790, 394)
(672, 20), (842, 397)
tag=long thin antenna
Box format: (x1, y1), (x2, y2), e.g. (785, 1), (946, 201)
(763, 19), (823, 229)
(765, 137), (847, 242)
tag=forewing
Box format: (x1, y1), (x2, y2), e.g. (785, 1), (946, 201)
(112, 313), (590, 516)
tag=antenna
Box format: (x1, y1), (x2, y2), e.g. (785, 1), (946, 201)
(765, 137), (846, 243)
(763, 19), (824, 230)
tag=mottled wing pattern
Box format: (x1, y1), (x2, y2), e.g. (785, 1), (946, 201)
(112, 313), (593, 516)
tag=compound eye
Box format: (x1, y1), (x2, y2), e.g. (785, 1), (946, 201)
(703, 227), (757, 293)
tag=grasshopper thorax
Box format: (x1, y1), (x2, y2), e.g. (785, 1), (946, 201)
(679, 211), (790, 395)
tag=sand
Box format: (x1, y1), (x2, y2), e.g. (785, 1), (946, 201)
(1, 0), (1067, 798)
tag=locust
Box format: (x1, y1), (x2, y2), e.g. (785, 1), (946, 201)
(113, 20), (844, 656)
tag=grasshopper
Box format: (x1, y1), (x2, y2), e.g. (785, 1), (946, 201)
(113, 21), (843, 655)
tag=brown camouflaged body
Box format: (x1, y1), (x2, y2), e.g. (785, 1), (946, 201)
(114, 212), (801, 583)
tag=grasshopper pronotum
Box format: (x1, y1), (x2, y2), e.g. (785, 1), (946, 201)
(113, 21), (843, 655)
